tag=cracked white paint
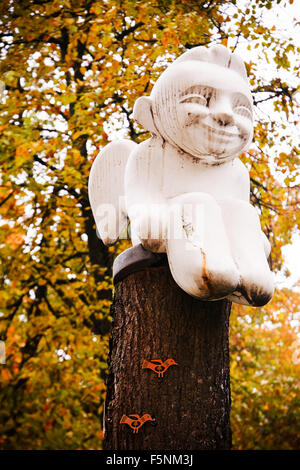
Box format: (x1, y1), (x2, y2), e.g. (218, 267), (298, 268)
(89, 45), (274, 306)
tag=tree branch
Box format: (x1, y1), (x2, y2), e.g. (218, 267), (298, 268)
(115, 22), (144, 41)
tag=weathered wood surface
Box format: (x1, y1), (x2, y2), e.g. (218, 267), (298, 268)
(104, 264), (232, 450)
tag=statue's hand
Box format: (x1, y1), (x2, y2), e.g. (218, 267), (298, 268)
(129, 204), (169, 253)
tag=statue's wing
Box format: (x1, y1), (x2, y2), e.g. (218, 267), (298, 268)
(88, 139), (137, 245)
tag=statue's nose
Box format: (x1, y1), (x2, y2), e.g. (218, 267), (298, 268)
(212, 111), (234, 126)
(210, 96), (234, 126)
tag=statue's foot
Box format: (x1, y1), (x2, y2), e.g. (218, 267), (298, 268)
(166, 191), (240, 300)
(167, 238), (240, 300)
(219, 198), (274, 307)
(227, 270), (274, 307)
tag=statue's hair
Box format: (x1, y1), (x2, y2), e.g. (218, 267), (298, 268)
(173, 44), (248, 82)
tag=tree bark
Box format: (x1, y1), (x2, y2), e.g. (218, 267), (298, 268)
(104, 263), (232, 450)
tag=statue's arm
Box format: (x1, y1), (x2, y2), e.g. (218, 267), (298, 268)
(233, 159), (271, 258)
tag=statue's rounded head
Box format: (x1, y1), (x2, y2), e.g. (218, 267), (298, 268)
(134, 45), (253, 164)
(172, 44), (248, 80)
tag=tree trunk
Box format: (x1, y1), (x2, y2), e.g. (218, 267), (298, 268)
(104, 262), (232, 450)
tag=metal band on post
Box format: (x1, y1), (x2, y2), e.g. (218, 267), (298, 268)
(113, 244), (167, 285)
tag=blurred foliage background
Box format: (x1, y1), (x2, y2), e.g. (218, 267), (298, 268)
(0, 0), (299, 449)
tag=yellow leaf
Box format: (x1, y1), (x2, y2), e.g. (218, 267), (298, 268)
(221, 37), (228, 47)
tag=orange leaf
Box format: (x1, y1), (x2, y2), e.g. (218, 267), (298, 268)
(1, 369), (10, 381)
(5, 233), (24, 249)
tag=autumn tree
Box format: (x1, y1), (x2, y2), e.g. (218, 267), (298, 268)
(0, 0), (299, 449)
(230, 288), (300, 450)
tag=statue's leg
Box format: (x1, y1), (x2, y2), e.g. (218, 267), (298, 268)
(219, 198), (274, 307)
(166, 192), (240, 299)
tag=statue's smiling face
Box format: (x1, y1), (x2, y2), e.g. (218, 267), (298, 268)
(152, 60), (253, 163)
(178, 83), (253, 159)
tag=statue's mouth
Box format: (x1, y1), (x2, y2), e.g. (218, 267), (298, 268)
(201, 122), (239, 138)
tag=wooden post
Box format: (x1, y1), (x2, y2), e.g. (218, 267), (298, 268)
(104, 252), (232, 450)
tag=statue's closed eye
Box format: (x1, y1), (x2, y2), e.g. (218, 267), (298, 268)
(232, 93), (252, 120)
(233, 105), (252, 119)
(179, 86), (215, 108)
(179, 94), (207, 106)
